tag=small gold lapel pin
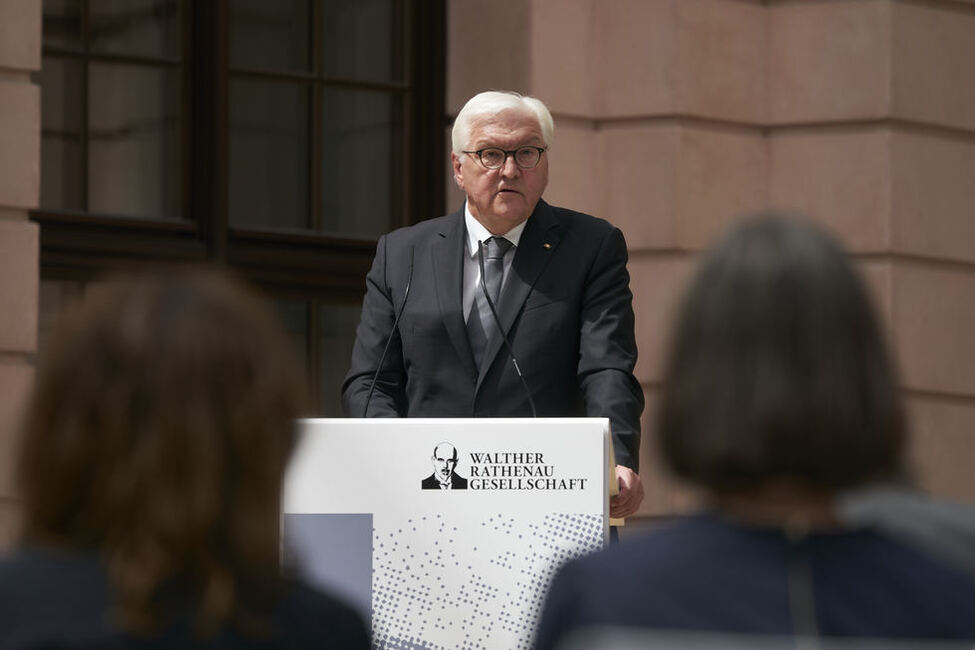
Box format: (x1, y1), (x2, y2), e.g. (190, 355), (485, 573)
(543, 243), (552, 249)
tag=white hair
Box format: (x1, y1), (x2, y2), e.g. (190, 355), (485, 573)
(451, 91), (554, 154)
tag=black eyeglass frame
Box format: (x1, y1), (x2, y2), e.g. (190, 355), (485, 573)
(462, 145), (548, 170)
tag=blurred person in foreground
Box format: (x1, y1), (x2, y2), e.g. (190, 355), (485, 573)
(534, 214), (975, 649)
(0, 270), (369, 649)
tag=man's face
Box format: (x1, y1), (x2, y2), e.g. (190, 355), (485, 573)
(451, 109), (549, 236)
(431, 444), (458, 482)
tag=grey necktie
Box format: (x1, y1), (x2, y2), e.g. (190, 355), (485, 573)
(467, 236), (513, 368)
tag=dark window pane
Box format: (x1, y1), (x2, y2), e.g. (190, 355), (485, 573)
(275, 299), (310, 376)
(322, 0), (403, 82)
(229, 0), (311, 73)
(39, 279), (86, 349)
(37, 56), (85, 211)
(276, 300), (310, 349)
(321, 88), (402, 238)
(229, 79), (311, 230)
(88, 62), (182, 219)
(318, 302), (361, 416)
(42, 0), (83, 50)
(89, 0), (181, 59)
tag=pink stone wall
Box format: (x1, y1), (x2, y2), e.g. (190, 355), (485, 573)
(448, 0), (975, 514)
(0, 0), (41, 548)
(6, 0), (973, 533)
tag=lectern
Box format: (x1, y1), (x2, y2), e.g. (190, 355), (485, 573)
(283, 417), (610, 649)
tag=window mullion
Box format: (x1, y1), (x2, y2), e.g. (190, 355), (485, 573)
(81, 0), (90, 212)
(310, 0), (323, 233)
(188, 0), (229, 261)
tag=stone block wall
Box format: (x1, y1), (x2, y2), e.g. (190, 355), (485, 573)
(448, 0), (975, 515)
(6, 0), (970, 530)
(0, 0), (41, 547)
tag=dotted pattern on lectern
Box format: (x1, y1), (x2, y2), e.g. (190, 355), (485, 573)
(370, 513), (602, 649)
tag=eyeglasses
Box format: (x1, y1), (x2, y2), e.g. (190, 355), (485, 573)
(462, 146), (547, 170)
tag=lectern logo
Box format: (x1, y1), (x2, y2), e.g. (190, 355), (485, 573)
(421, 441), (468, 490)
(466, 451), (589, 491)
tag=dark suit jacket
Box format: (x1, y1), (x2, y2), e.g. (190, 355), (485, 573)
(0, 548), (371, 649)
(421, 472), (468, 490)
(342, 200), (644, 470)
(534, 514), (975, 649)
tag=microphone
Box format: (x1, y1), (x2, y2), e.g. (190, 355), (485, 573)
(362, 246), (414, 417)
(478, 240), (538, 418)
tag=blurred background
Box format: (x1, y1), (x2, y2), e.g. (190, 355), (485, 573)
(1, 0), (973, 540)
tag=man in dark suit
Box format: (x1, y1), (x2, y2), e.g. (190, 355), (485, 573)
(421, 442), (468, 490)
(343, 91), (644, 518)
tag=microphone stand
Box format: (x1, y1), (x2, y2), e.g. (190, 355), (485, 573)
(362, 247), (414, 417)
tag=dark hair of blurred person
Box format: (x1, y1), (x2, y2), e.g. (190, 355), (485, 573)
(0, 269), (369, 648)
(657, 212), (906, 498)
(534, 214), (975, 650)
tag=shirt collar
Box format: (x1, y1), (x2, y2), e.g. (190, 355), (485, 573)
(464, 202), (527, 258)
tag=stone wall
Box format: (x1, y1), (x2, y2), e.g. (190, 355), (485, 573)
(0, 0), (41, 547)
(448, 0), (975, 515)
(2, 0), (972, 531)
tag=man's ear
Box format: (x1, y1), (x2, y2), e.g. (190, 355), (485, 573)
(451, 152), (464, 190)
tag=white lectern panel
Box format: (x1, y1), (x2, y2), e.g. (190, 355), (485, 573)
(282, 418), (608, 650)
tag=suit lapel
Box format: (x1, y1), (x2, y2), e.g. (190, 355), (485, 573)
(432, 209), (478, 377)
(476, 200), (561, 384)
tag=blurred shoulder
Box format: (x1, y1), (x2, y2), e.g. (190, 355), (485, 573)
(278, 580), (371, 648)
(556, 516), (725, 588)
(0, 548), (113, 645)
(0, 546), (108, 600)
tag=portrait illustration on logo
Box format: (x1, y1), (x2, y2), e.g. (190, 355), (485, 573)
(422, 441), (468, 490)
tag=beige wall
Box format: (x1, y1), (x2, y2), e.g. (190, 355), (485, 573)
(448, 0), (975, 515)
(0, 0), (41, 547)
(2, 0), (973, 536)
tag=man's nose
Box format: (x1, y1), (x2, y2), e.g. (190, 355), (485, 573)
(499, 154), (521, 178)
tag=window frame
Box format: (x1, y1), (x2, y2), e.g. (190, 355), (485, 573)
(31, 0), (446, 411)
(32, 0), (446, 295)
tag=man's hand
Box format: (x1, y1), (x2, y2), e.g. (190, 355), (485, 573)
(610, 465), (644, 519)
